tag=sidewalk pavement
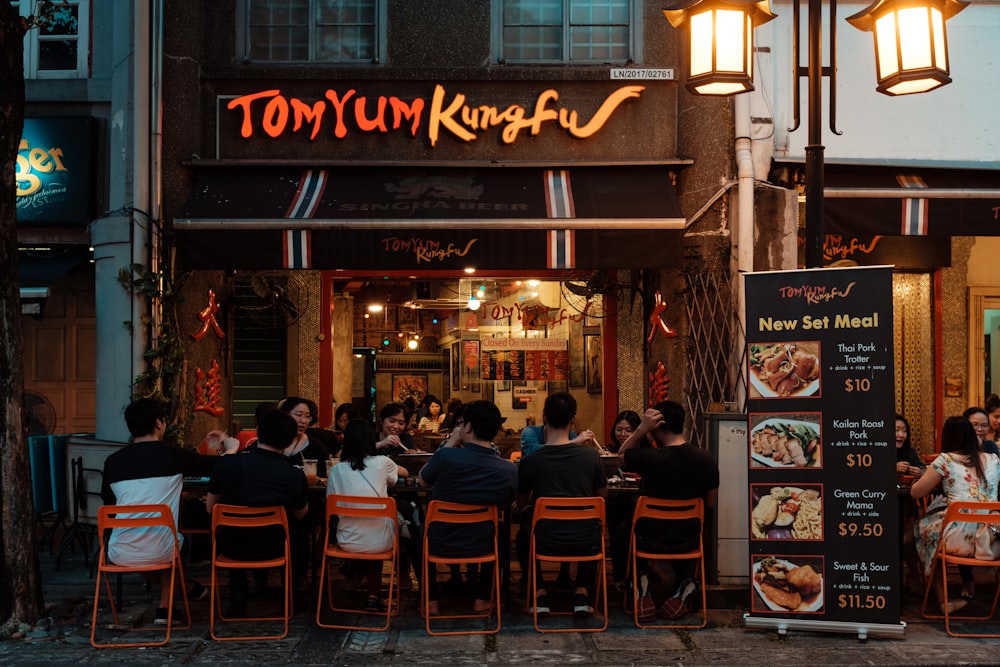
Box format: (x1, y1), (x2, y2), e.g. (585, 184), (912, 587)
(4, 549), (1000, 666)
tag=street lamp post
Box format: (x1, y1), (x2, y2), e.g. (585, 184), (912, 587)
(664, 0), (969, 268)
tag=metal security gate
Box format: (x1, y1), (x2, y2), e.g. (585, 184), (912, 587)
(684, 270), (746, 449)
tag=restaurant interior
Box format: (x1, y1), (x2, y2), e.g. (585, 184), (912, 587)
(262, 274), (611, 457)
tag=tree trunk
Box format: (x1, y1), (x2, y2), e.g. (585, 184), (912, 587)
(0, 0), (43, 629)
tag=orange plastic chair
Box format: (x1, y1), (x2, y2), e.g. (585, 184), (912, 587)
(209, 504), (292, 641)
(528, 496), (608, 633)
(422, 501), (502, 636)
(626, 496), (707, 629)
(316, 494), (399, 631)
(91, 504), (191, 648)
(921, 500), (1000, 637)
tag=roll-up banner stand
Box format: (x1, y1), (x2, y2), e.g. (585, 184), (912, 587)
(742, 266), (905, 639)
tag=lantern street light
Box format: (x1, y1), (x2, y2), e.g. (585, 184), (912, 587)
(664, 0), (968, 267)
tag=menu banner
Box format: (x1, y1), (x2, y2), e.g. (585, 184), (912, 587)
(480, 338), (568, 381)
(745, 266), (899, 629)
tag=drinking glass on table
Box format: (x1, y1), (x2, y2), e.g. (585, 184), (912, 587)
(303, 459), (318, 486)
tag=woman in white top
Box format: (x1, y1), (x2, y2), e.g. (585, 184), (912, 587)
(417, 398), (445, 433)
(327, 419), (408, 611)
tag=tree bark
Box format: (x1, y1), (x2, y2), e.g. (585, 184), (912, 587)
(0, 0), (44, 629)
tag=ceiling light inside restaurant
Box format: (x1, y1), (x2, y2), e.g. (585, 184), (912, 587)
(467, 297), (481, 311)
(407, 339), (419, 350)
(368, 304), (383, 313)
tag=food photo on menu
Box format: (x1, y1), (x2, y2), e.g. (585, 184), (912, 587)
(749, 413), (822, 468)
(751, 555), (825, 614)
(751, 484), (823, 540)
(747, 341), (821, 399)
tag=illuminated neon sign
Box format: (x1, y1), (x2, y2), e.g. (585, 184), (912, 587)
(226, 84), (645, 146)
(16, 117), (93, 224)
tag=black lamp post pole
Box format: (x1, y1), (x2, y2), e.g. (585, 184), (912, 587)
(804, 0), (825, 269)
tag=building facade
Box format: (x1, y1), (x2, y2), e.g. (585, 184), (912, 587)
(157, 0), (749, 448)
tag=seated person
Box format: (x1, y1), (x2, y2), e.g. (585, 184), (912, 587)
(374, 403), (414, 456)
(417, 398), (446, 433)
(206, 409), (309, 617)
(614, 401), (719, 621)
(101, 398), (216, 624)
(419, 400), (517, 615)
(332, 403), (360, 444)
(327, 419), (408, 611)
(516, 392), (604, 615)
(197, 401), (276, 455)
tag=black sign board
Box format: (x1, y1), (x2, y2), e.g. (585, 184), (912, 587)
(744, 266), (902, 635)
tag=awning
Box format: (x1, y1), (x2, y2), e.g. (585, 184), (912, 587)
(18, 245), (92, 288)
(822, 165), (1000, 237)
(173, 166), (686, 271)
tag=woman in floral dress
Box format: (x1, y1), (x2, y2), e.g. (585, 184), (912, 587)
(913, 416), (1000, 613)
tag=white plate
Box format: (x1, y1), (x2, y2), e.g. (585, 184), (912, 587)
(749, 371), (819, 399)
(752, 559), (824, 612)
(749, 418), (821, 468)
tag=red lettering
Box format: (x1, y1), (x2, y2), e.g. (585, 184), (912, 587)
(354, 96), (388, 132)
(324, 89), (357, 138)
(389, 97), (424, 135)
(262, 95), (290, 138)
(290, 99), (326, 140)
(226, 89), (281, 137)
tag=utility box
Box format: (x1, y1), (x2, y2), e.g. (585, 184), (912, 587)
(706, 413), (749, 585)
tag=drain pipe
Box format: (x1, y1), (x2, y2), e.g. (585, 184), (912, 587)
(734, 93), (754, 411)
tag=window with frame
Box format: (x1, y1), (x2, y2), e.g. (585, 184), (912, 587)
(245, 0), (381, 63)
(501, 0), (632, 63)
(14, 0), (89, 79)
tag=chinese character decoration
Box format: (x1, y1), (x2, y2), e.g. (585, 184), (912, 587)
(191, 289), (225, 341)
(648, 361), (670, 407)
(193, 359), (225, 416)
(647, 290), (678, 344)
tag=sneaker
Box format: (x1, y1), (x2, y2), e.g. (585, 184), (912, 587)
(187, 580), (209, 601)
(531, 593), (550, 615)
(636, 595), (657, 623)
(660, 578), (697, 620)
(572, 592), (593, 615)
(153, 607), (185, 626)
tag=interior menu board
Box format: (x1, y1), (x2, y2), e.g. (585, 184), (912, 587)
(480, 338), (568, 381)
(745, 266), (899, 630)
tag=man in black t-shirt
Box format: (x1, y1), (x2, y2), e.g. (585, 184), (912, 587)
(516, 392), (605, 615)
(614, 400), (719, 620)
(207, 410), (309, 616)
(419, 400), (517, 615)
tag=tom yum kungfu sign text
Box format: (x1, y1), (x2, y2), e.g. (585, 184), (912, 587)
(745, 266), (903, 637)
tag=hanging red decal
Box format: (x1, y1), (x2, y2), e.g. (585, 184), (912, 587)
(191, 289), (225, 341)
(646, 290), (679, 344)
(193, 360), (225, 416)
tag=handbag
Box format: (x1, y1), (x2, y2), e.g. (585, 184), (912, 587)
(974, 520), (1000, 560)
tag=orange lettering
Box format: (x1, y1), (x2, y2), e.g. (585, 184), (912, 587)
(324, 89), (357, 138)
(428, 84), (475, 146)
(262, 95), (290, 137)
(290, 99), (326, 140)
(227, 90), (281, 137)
(560, 85), (644, 138)
(389, 97), (424, 135)
(354, 96), (388, 132)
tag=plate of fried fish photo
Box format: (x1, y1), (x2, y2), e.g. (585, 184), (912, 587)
(752, 555), (824, 613)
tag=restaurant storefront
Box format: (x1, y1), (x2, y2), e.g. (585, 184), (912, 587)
(160, 63), (733, 448)
(772, 162), (1000, 452)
